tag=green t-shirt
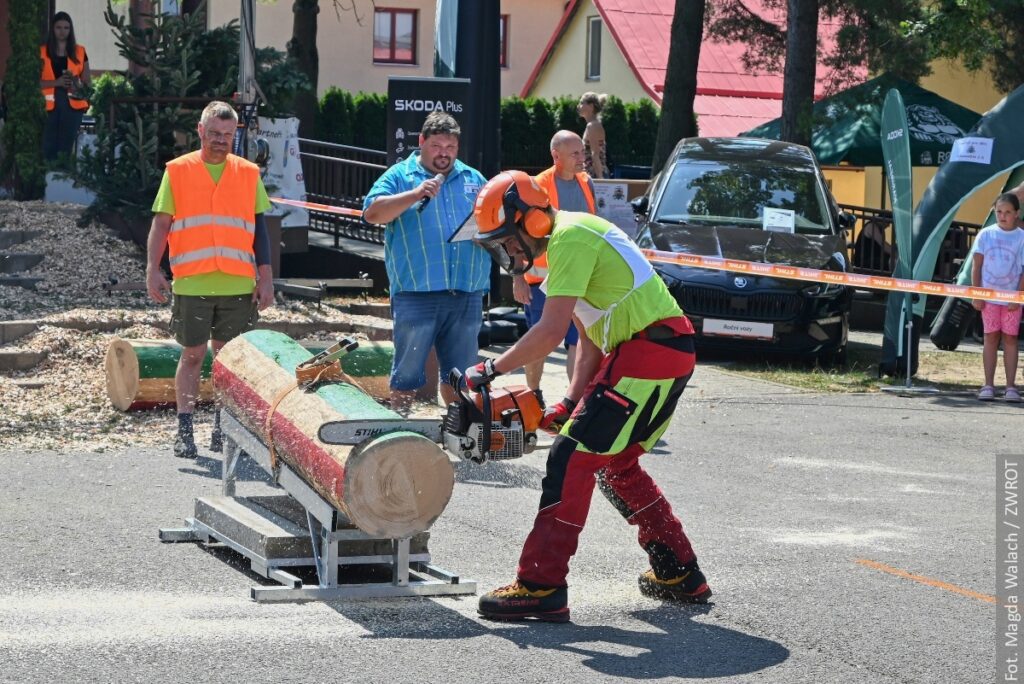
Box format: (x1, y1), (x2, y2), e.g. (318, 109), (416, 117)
(152, 160), (272, 296)
(545, 211), (681, 350)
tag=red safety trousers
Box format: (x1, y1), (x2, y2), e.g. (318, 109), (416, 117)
(517, 317), (699, 588)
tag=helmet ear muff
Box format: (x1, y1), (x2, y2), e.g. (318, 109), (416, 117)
(521, 206), (552, 239)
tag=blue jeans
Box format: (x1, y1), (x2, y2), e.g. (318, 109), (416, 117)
(524, 285), (580, 347)
(43, 100), (83, 161)
(390, 290), (483, 391)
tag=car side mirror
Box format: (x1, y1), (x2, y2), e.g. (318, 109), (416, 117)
(631, 195), (649, 216)
(838, 211), (856, 229)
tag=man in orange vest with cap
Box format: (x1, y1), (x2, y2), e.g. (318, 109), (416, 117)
(512, 130), (596, 406)
(146, 101), (275, 459)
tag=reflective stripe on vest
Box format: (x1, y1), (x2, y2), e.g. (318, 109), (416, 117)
(170, 214), (256, 234)
(526, 168), (597, 285)
(164, 151), (259, 280)
(169, 246), (257, 269)
(40, 45), (88, 112)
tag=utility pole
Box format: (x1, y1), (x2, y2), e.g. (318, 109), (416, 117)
(235, 0), (262, 157)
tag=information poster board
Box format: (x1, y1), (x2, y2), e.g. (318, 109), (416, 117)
(257, 116), (308, 228)
(593, 179), (650, 239)
(387, 77), (472, 166)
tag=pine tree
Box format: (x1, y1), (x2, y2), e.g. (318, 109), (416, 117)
(1, 0), (48, 200)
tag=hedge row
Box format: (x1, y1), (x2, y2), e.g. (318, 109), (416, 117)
(315, 89), (661, 170)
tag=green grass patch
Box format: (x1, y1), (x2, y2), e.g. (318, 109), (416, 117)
(711, 341), (980, 393)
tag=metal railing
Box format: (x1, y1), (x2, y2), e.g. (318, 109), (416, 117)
(840, 203), (982, 283)
(298, 139), (387, 246)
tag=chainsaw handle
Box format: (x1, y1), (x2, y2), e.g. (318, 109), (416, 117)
(448, 367), (492, 464)
(479, 383), (491, 463)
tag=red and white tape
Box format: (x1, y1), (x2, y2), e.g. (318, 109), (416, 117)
(271, 197), (364, 219)
(269, 198), (1022, 305)
(641, 248), (1024, 305)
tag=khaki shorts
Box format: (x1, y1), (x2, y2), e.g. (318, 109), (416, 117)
(170, 294), (258, 347)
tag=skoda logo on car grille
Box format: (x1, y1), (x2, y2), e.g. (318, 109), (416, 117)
(734, 277), (748, 289)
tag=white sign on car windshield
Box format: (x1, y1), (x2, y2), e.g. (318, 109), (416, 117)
(763, 207), (796, 233)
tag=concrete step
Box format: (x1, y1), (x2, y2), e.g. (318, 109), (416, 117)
(0, 349), (48, 372)
(0, 230), (43, 250)
(0, 253), (44, 274)
(0, 321), (40, 345)
(346, 302), (391, 318)
(0, 276), (43, 290)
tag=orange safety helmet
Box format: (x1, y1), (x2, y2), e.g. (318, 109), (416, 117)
(472, 170), (553, 275)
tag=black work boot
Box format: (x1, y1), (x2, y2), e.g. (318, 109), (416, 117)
(175, 413), (198, 459)
(478, 579), (570, 623)
(209, 411), (223, 453)
(638, 560), (712, 603)
(173, 433), (198, 459)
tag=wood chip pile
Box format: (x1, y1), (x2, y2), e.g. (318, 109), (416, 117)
(0, 201), (391, 453)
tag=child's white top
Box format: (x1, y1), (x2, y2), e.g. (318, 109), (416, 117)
(975, 225), (1024, 302)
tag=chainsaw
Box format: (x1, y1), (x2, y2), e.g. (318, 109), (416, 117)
(318, 369), (545, 464)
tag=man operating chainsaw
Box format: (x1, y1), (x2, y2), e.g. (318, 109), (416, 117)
(464, 170), (711, 623)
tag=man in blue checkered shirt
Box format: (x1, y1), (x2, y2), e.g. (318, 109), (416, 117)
(363, 111), (490, 413)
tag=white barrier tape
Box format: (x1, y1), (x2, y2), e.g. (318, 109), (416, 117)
(270, 197), (364, 219)
(641, 248), (1024, 305)
(267, 195), (1023, 305)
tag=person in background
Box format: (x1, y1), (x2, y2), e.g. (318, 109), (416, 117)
(512, 130), (595, 405)
(40, 11), (90, 161)
(146, 101), (275, 459)
(362, 111), (490, 415)
(577, 92), (609, 180)
(972, 192), (1024, 402)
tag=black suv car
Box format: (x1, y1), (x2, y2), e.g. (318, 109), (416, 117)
(633, 137), (853, 363)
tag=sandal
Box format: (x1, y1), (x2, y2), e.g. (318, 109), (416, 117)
(1006, 387), (1022, 403)
(978, 385), (995, 401)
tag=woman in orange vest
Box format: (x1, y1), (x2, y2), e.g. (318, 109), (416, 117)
(40, 11), (90, 161)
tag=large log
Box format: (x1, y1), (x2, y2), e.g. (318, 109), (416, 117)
(105, 338), (393, 411)
(212, 330), (453, 538)
(105, 338), (214, 411)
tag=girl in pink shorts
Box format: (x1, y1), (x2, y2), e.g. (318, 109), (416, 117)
(972, 193), (1024, 401)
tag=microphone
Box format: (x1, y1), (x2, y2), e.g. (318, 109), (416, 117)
(417, 174), (445, 213)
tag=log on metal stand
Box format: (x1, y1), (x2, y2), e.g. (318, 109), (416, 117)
(212, 329), (452, 538)
(105, 337), (394, 411)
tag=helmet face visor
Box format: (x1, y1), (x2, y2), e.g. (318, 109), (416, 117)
(478, 233), (535, 275)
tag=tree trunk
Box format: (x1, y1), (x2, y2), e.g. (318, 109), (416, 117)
(651, 0), (706, 176)
(213, 330), (454, 538)
(288, 0), (319, 136)
(780, 0), (818, 146)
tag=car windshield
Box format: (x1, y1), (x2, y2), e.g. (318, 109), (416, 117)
(654, 158), (833, 234)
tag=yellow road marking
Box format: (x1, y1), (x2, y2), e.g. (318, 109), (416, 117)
(855, 558), (995, 604)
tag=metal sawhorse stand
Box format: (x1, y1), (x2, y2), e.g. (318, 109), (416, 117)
(160, 411), (476, 602)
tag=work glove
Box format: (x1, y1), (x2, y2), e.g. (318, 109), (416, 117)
(464, 359), (501, 391)
(539, 397), (577, 433)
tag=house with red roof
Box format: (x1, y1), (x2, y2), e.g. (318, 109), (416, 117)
(520, 0), (863, 137)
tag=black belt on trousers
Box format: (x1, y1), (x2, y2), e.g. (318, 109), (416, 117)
(632, 324), (677, 341)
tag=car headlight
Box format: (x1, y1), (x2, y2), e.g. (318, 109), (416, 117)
(656, 268), (684, 290)
(801, 283), (844, 297)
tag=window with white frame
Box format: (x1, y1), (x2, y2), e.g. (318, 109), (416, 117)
(374, 8), (417, 64)
(586, 16), (602, 80)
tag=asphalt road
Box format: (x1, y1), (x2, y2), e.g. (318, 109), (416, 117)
(0, 362), (1010, 683)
